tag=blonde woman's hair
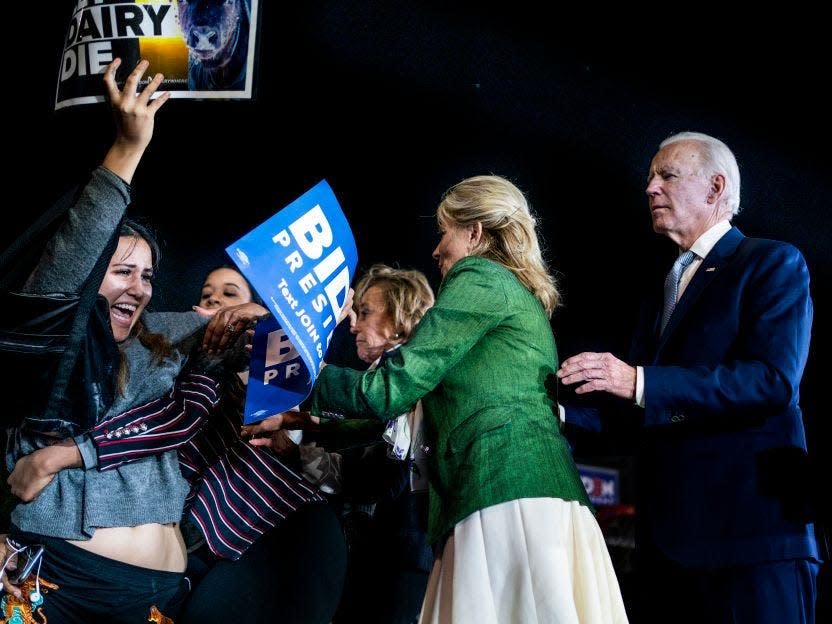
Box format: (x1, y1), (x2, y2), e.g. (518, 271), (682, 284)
(353, 264), (435, 341)
(437, 175), (560, 316)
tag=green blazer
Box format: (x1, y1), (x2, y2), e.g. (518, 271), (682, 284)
(313, 256), (590, 543)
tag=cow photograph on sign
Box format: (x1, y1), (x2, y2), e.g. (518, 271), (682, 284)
(177, 0), (252, 91)
(55, 0), (260, 109)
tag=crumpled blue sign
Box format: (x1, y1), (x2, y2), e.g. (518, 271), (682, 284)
(226, 180), (357, 423)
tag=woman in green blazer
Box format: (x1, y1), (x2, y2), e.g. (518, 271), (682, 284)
(312, 175), (627, 623)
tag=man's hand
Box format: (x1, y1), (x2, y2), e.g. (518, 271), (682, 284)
(557, 351), (637, 401)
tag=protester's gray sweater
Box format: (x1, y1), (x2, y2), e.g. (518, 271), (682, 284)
(9, 167), (204, 539)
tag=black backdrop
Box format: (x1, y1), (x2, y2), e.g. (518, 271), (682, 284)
(8, 0), (831, 607)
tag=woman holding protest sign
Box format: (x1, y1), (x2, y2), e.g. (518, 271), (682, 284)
(0, 57), (195, 623)
(0, 59), (265, 623)
(300, 176), (629, 623)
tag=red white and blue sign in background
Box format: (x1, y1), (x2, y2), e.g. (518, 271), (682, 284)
(577, 463), (620, 506)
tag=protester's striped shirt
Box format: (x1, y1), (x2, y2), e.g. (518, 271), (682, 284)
(90, 372), (324, 560)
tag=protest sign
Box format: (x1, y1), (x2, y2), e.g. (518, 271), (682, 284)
(56, 0), (260, 109)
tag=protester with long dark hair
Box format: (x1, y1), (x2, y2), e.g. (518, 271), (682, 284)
(0, 59), (261, 623)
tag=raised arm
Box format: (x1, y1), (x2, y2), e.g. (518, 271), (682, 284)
(101, 58), (170, 184)
(24, 58), (170, 294)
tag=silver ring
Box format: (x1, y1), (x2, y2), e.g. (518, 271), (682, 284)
(224, 323), (236, 333)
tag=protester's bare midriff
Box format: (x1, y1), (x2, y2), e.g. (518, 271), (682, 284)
(68, 523), (186, 572)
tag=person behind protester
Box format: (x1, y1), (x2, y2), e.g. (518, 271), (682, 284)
(557, 132), (819, 624)
(198, 265), (256, 309)
(247, 263), (437, 624)
(0, 59), (264, 622)
(240, 175), (629, 623)
(197, 263), (304, 464)
(177, 263), (347, 624)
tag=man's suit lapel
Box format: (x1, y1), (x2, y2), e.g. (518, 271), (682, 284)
(655, 227), (745, 354)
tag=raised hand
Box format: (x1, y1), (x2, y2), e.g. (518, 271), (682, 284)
(101, 57), (171, 184)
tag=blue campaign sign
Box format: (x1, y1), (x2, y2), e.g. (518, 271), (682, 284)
(226, 180), (358, 423)
(243, 316), (310, 423)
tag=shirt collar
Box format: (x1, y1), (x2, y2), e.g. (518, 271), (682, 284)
(689, 220), (731, 259)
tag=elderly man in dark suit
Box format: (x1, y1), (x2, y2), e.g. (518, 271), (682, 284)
(558, 132), (819, 623)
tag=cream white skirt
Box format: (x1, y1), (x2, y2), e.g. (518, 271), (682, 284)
(419, 498), (629, 624)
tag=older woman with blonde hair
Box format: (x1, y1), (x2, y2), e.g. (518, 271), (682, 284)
(310, 175), (628, 623)
(350, 264), (434, 358)
(246, 263), (437, 624)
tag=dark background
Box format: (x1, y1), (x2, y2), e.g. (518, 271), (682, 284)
(8, 1), (830, 615)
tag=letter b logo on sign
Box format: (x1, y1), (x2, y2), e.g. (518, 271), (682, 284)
(265, 329), (299, 367)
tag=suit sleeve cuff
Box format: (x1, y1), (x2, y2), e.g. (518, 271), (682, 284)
(635, 366), (645, 408)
